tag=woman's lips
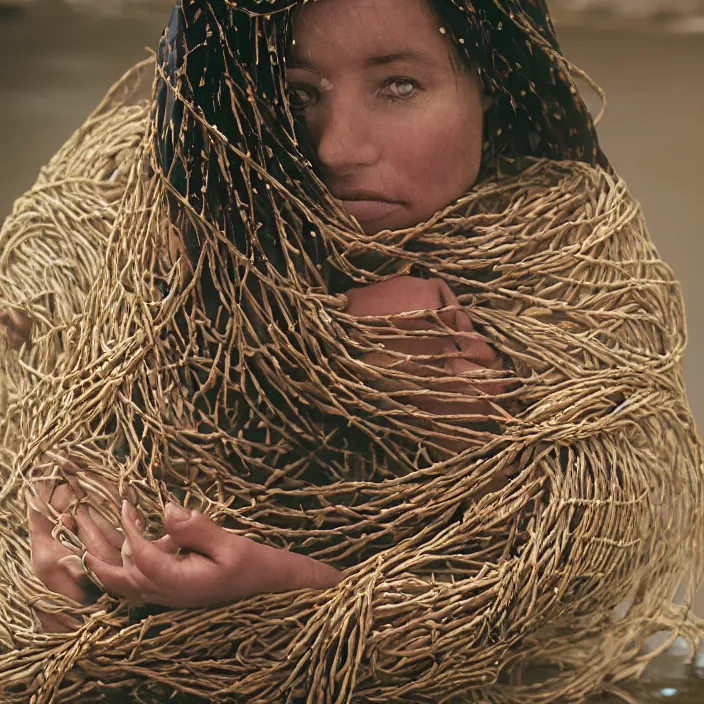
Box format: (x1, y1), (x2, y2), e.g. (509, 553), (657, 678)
(338, 199), (403, 224)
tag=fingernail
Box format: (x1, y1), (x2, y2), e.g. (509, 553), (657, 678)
(122, 500), (142, 530)
(58, 555), (84, 581)
(166, 502), (191, 522)
(122, 539), (132, 558)
(26, 495), (44, 515)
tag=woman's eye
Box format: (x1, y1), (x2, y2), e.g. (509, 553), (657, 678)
(287, 84), (316, 110)
(385, 79), (420, 100)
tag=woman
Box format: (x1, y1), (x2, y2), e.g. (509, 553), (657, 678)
(5, 0), (700, 701)
(29, 0), (528, 621)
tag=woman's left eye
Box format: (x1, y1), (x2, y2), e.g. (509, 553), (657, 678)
(383, 78), (420, 101)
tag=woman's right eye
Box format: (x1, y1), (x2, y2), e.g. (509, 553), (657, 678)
(286, 84), (317, 110)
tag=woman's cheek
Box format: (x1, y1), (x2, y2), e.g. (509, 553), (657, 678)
(393, 117), (479, 216)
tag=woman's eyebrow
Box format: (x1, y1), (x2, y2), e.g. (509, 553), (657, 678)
(286, 55), (317, 70)
(286, 50), (434, 71)
(366, 51), (434, 67)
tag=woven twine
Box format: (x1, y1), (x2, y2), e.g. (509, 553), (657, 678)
(0, 57), (703, 704)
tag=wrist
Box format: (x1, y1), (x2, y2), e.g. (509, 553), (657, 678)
(238, 538), (341, 595)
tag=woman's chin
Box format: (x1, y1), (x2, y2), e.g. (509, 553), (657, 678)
(359, 215), (421, 235)
(345, 205), (422, 235)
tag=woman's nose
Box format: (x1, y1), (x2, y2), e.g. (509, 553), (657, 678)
(313, 97), (380, 174)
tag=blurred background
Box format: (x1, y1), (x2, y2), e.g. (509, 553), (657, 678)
(0, 1), (703, 700)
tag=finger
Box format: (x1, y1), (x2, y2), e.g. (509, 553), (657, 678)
(443, 350), (485, 379)
(163, 503), (233, 563)
(152, 534), (180, 554)
(28, 504), (78, 575)
(29, 512), (88, 590)
(86, 505), (124, 550)
(29, 472), (124, 550)
(359, 351), (441, 378)
(41, 453), (122, 507)
(29, 541), (90, 632)
(27, 495), (58, 537)
(451, 315), (501, 368)
(345, 277), (450, 318)
(43, 451), (83, 475)
(75, 505), (122, 566)
(410, 390), (491, 417)
(32, 462), (85, 509)
(27, 498), (77, 545)
(360, 350), (493, 410)
(121, 501), (149, 547)
(432, 281), (499, 366)
(444, 351), (507, 397)
(36, 609), (81, 634)
(32, 547), (89, 603)
(122, 502), (186, 587)
(81, 474), (122, 508)
(27, 482), (76, 519)
(391, 369), (493, 417)
(83, 552), (156, 604)
(54, 555), (92, 603)
(375, 330), (448, 358)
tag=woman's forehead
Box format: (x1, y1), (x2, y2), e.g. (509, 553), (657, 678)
(292, 0), (432, 22)
(291, 0), (439, 37)
(289, 0), (450, 67)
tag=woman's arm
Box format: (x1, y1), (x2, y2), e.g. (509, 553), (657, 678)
(75, 275), (504, 609)
(27, 275), (504, 620)
(83, 501), (342, 609)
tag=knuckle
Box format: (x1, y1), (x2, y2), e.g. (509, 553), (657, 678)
(32, 550), (57, 581)
(31, 482), (49, 503)
(33, 560), (54, 585)
(124, 572), (148, 599)
(128, 544), (148, 571)
(53, 484), (74, 507)
(220, 546), (244, 576)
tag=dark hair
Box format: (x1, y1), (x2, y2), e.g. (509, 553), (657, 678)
(154, 0), (607, 268)
(428, 0), (607, 179)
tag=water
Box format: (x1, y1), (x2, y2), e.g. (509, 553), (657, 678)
(0, 1), (702, 701)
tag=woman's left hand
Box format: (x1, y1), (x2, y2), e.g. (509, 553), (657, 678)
(84, 501), (341, 609)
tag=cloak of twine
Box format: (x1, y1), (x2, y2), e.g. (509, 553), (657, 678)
(0, 57), (702, 704)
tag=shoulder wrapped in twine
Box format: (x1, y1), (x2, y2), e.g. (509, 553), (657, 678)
(1, 1), (703, 702)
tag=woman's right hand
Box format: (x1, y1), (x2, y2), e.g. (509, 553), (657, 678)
(344, 276), (508, 412)
(26, 477), (125, 632)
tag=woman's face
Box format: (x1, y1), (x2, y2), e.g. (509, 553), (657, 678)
(287, 0), (485, 235)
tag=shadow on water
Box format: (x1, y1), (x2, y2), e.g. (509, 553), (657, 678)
(0, 1), (702, 701)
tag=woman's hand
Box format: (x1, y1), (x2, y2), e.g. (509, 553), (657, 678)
(84, 501), (342, 609)
(344, 276), (508, 415)
(26, 478), (124, 632)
